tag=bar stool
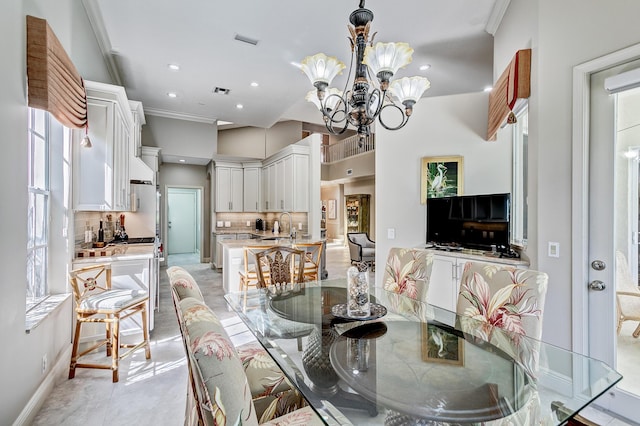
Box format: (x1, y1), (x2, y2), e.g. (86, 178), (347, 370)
(68, 263), (151, 382)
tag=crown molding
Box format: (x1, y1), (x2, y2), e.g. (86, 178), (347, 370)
(81, 0), (123, 86)
(144, 108), (217, 124)
(485, 0), (511, 35)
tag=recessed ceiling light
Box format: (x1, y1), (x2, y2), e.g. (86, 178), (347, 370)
(250, 82), (259, 87)
(236, 104), (244, 109)
(484, 86), (493, 92)
(168, 63), (180, 71)
(167, 92), (177, 98)
(179, 159), (186, 163)
(419, 64), (431, 71)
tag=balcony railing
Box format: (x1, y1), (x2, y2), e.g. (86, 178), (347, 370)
(321, 134), (375, 163)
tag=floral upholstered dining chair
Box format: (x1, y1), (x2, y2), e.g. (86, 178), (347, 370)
(457, 262), (548, 342)
(382, 248), (434, 321)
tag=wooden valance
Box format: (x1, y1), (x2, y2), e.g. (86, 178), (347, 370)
(487, 49), (531, 141)
(26, 15), (87, 129)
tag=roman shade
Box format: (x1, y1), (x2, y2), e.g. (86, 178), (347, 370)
(26, 15), (87, 129)
(487, 49), (531, 141)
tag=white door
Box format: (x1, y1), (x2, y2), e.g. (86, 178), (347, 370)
(584, 59), (640, 422)
(167, 188), (197, 255)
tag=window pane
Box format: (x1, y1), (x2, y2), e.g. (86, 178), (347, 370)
(27, 192), (35, 246)
(33, 137), (47, 189)
(26, 250), (34, 300)
(34, 192), (48, 245)
(34, 108), (45, 136)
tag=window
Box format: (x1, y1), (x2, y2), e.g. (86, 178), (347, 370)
(27, 108), (50, 311)
(511, 106), (528, 246)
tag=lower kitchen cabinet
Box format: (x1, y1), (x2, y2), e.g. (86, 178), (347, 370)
(213, 233), (237, 270)
(427, 251), (529, 313)
(72, 257), (155, 340)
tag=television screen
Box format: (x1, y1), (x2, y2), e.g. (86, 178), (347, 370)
(426, 193), (510, 250)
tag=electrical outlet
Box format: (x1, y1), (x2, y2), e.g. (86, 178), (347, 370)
(216, 221), (223, 228)
(41, 354), (47, 374)
(298, 222), (302, 230)
(224, 221), (231, 228)
(246, 221), (251, 227)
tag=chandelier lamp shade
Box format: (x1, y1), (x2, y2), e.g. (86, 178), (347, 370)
(301, 0), (430, 140)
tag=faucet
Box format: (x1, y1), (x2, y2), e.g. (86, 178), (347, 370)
(280, 211), (296, 239)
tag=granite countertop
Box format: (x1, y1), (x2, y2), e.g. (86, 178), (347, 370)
(73, 244), (155, 263)
(221, 236), (322, 248)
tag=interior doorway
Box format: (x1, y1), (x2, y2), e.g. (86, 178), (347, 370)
(166, 186), (202, 260)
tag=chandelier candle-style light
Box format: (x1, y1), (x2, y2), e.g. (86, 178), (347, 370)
(301, 0), (430, 141)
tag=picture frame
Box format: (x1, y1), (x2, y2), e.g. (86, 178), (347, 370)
(421, 155), (464, 203)
(327, 199), (337, 220)
(421, 323), (464, 366)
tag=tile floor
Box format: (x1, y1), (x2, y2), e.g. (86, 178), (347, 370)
(31, 244), (635, 425)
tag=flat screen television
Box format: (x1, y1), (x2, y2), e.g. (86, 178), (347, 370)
(426, 193), (511, 251)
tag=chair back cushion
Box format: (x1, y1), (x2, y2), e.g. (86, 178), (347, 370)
(168, 267), (204, 302)
(348, 233), (367, 246)
(383, 248), (433, 302)
(179, 297), (258, 426)
(457, 262), (548, 341)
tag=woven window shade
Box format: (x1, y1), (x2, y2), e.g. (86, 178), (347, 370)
(26, 15), (87, 129)
(487, 49), (531, 141)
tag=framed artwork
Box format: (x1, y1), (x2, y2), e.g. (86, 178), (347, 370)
(421, 155), (464, 203)
(421, 323), (464, 366)
(327, 199), (337, 220)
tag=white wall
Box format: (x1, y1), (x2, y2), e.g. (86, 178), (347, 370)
(493, 0), (640, 348)
(1, 0), (113, 423)
(376, 91), (511, 285)
(143, 114), (218, 160)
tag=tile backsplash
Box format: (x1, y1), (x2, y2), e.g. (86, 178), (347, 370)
(214, 212), (308, 234)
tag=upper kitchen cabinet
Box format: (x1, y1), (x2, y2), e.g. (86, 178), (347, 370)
(243, 162), (261, 213)
(129, 101), (154, 184)
(262, 145), (309, 212)
(73, 81), (132, 211)
(215, 162), (243, 212)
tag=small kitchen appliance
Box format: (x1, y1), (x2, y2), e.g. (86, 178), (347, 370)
(255, 218), (264, 231)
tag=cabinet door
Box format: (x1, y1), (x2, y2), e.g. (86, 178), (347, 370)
(292, 154), (309, 212)
(428, 256), (458, 312)
(243, 167), (260, 212)
(230, 167), (244, 212)
(73, 99), (115, 210)
(216, 167), (232, 212)
(113, 106), (130, 211)
(282, 156), (294, 211)
(262, 166), (270, 211)
(111, 259), (152, 333)
(269, 163), (278, 212)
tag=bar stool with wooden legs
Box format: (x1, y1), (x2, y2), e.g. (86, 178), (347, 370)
(68, 263), (151, 382)
(293, 241), (324, 282)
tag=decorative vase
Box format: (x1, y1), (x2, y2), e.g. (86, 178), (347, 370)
(347, 263), (370, 317)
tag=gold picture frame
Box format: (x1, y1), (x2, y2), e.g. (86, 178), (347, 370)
(421, 323), (464, 366)
(421, 155), (464, 203)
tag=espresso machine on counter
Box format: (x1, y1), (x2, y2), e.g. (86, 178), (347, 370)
(255, 218), (264, 231)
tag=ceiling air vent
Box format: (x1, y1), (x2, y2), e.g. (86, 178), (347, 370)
(213, 87), (231, 95)
(234, 34), (259, 46)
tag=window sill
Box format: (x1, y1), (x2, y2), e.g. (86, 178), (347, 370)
(25, 293), (72, 333)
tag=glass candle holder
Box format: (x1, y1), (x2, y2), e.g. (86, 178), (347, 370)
(347, 263), (370, 317)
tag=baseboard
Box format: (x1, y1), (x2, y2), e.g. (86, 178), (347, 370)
(13, 345), (72, 426)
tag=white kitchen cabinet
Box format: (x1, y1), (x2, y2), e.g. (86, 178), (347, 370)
(72, 257), (154, 338)
(215, 163), (243, 212)
(213, 233), (237, 270)
(262, 149), (310, 212)
(428, 251), (529, 312)
(73, 81), (132, 211)
(243, 163), (261, 213)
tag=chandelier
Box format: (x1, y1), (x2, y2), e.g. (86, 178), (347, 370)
(301, 0), (430, 141)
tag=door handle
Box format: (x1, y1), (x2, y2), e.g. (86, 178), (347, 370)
(591, 260), (606, 271)
(588, 280), (606, 291)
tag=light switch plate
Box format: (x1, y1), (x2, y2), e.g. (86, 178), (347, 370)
(224, 221), (231, 228)
(216, 221), (223, 228)
(387, 228), (396, 239)
(548, 242), (560, 258)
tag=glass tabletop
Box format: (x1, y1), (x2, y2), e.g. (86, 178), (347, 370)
(224, 279), (622, 425)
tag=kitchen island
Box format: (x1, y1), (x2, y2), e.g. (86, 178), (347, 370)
(221, 236), (326, 293)
(72, 243), (159, 336)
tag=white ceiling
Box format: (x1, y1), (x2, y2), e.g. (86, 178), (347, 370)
(86, 0), (503, 134)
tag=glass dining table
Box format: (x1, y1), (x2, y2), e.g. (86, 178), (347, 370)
(224, 279), (622, 425)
